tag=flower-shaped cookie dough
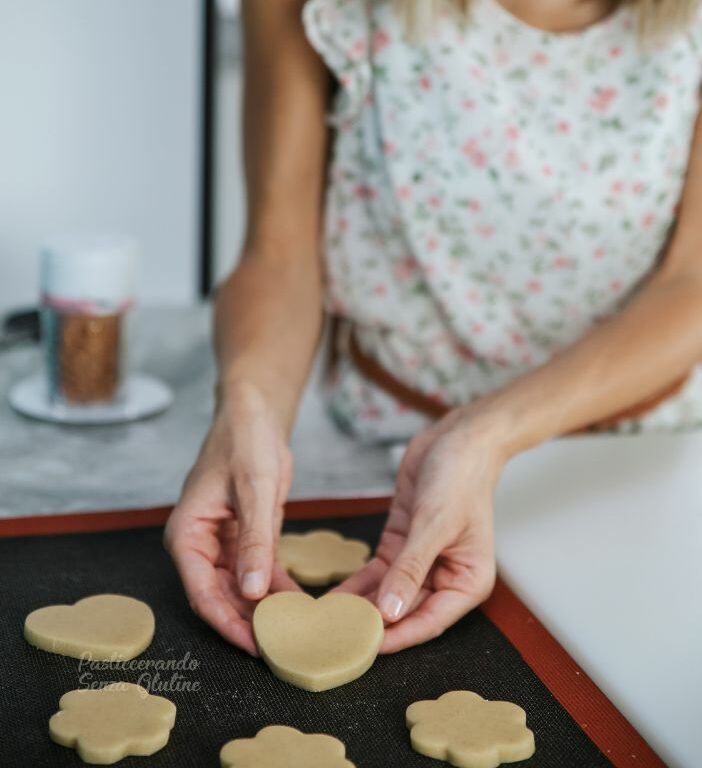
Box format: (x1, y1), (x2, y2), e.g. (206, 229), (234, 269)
(50, 682), (176, 764)
(220, 725), (355, 768)
(406, 690), (535, 768)
(277, 530), (370, 586)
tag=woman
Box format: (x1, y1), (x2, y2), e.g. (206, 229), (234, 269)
(164, 0), (702, 656)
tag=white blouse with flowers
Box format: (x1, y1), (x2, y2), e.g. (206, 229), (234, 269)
(303, 0), (702, 442)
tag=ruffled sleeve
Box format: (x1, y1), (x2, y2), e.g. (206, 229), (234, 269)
(303, 0), (373, 126)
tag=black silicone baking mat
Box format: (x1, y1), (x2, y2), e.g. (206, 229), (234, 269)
(0, 513), (612, 767)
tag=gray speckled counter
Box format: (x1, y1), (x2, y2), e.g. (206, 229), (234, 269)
(0, 305), (394, 518)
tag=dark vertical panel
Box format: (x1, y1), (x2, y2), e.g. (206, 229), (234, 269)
(199, 0), (217, 298)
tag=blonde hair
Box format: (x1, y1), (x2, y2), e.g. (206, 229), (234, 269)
(393, 0), (699, 40)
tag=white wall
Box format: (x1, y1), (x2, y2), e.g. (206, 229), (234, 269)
(211, 4), (245, 285)
(213, 58), (245, 284)
(0, 0), (202, 311)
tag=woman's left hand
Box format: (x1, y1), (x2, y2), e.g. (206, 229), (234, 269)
(335, 406), (507, 653)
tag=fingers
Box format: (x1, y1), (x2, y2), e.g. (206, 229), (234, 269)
(379, 588), (482, 654)
(376, 513), (448, 623)
(269, 564), (303, 593)
(276, 446), (294, 507)
(374, 433), (441, 618)
(331, 557), (387, 597)
(169, 545), (258, 656)
(219, 392), (291, 601)
(232, 469), (279, 600)
(165, 392), (294, 650)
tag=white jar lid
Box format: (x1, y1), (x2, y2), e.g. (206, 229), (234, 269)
(41, 236), (137, 307)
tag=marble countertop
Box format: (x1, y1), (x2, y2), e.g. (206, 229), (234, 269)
(0, 305), (395, 518)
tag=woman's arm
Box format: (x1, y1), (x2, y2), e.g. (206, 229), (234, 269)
(215, 0), (331, 433)
(164, 0), (331, 652)
(478, 108), (702, 457)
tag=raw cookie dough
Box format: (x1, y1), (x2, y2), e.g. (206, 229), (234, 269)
(220, 725), (355, 768)
(253, 591), (383, 692)
(24, 594), (155, 661)
(277, 530), (370, 586)
(406, 691), (535, 768)
(49, 682), (176, 765)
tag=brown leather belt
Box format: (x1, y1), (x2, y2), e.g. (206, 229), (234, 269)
(338, 322), (689, 432)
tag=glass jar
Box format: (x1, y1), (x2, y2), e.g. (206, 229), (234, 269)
(40, 238), (137, 406)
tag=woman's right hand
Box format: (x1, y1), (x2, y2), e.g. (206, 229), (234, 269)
(163, 381), (300, 655)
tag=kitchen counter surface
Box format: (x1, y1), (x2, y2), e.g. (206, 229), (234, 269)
(495, 429), (702, 768)
(0, 305), (394, 518)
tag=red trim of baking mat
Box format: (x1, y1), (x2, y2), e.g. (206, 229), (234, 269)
(482, 579), (665, 768)
(0, 496), (393, 538)
(0, 500), (665, 767)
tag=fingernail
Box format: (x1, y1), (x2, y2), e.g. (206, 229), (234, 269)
(241, 570), (265, 597)
(380, 593), (404, 620)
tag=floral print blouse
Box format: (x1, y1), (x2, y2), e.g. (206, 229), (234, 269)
(303, 0), (702, 442)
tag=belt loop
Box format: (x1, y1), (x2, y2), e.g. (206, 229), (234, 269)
(337, 317), (353, 357)
(324, 315), (353, 383)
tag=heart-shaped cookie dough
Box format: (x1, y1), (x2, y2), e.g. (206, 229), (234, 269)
(253, 592), (383, 692)
(277, 530), (370, 586)
(24, 594), (154, 661)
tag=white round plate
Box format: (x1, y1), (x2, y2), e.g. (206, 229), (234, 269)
(8, 372), (173, 425)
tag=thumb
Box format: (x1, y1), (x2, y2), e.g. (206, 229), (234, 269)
(233, 471), (278, 600)
(377, 516), (446, 623)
